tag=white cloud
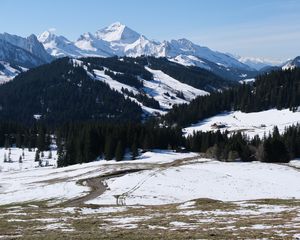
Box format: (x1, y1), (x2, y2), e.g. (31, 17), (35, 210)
(48, 28), (56, 33)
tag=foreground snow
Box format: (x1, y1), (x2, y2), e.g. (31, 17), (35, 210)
(184, 108), (300, 138)
(1, 147), (300, 207)
(0, 149), (196, 205)
(0, 147), (57, 172)
(89, 160), (300, 205)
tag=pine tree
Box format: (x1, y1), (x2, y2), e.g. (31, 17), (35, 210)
(228, 150), (239, 161)
(115, 141), (125, 161)
(48, 150), (52, 159)
(131, 142), (138, 160)
(104, 135), (114, 160)
(35, 150), (40, 162)
(4, 135), (10, 150)
(56, 132), (66, 167)
(37, 125), (46, 152)
(16, 134), (22, 148)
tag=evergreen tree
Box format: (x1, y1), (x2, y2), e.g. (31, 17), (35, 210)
(228, 150), (239, 161)
(131, 142), (138, 160)
(4, 135), (10, 150)
(56, 132), (66, 167)
(35, 150), (40, 162)
(37, 126), (46, 152)
(263, 138), (289, 163)
(115, 141), (125, 161)
(104, 135), (114, 160)
(48, 150), (52, 159)
(16, 133), (22, 148)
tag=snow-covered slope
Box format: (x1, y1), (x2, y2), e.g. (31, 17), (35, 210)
(143, 67), (208, 109)
(90, 159), (300, 205)
(0, 32), (53, 83)
(184, 108), (300, 138)
(95, 21), (140, 43)
(0, 32), (52, 63)
(0, 39), (47, 68)
(38, 30), (82, 57)
(0, 61), (23, 84)
(282, 56), (300, 70)
(0, 149), (195, 205)
(38, 22), (258, 80)
(164, 39), (251, 70)
(2, 148), (300, 206)
(72, 58), (209, 115)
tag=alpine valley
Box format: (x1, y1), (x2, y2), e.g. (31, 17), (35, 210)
(1, 22), (299, 120)
(1, 20), (300, 240)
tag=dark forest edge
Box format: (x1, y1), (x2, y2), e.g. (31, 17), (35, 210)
(1, 121), (300, 166)
(163, 68), (300, 127)
(0, 67), (299, 167)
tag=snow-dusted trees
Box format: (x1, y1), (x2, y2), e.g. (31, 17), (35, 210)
(34, 150), (40, 162)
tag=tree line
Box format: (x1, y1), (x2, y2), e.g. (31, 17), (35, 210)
(164, 68), (300, 127)
(0, 121), (51, 151)
(56, 122), (183, 167)
(186, 125), (300, 163)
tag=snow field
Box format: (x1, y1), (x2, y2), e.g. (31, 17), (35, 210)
(184, 108), (300, 138)
(0, 150), (196, 205)
(88, 160), (300, 205)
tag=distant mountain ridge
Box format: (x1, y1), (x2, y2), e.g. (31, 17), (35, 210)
(0, 22), (298, 83)
(37, 22), (258, 81)
(0, 33), (52, 64)
(282, 56), (300, 70)
(236, 56), (281, 70)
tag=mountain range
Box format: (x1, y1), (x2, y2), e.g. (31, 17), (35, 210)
(0, 22), (299, 84)
(37, 22), (259, 81)
(0, 55), (238, 124)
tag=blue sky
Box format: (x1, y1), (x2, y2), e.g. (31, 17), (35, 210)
(1, 0), (299, 61)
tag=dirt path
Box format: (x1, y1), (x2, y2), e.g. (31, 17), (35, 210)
(61, 155), (202, 207)
(64, 169), (148, 207)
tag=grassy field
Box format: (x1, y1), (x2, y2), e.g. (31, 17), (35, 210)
(0, 198), (299, 239)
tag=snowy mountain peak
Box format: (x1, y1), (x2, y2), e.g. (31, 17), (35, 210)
(282, 56), (300, 70)
(38, 30), (56, 43)
(0, 32), (52, 63)
(37, 30), (81, 58)
(77, 32), (95, 41)
(38, 30), (71, 45)
(34, 22), (260, 80)
(95, 22), (141, 43)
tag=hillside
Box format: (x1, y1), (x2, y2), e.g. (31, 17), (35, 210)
(37, 22), (258, 81)
(0, 58), (142, 124)
(0, 56), (235, 124)
(164, 67), (300, 127)
(0, 61), (22, 84)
